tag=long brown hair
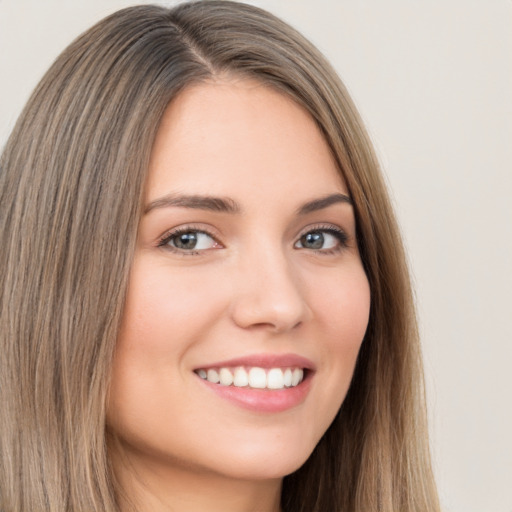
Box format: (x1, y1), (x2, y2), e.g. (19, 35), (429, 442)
(0, 2), (439, 511)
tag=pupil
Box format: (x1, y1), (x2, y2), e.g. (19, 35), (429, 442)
(303, 232), (324, 249)
(175, 232), (197, 249)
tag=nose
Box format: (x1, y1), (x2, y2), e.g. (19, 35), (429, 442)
(229, 246), (311, 333)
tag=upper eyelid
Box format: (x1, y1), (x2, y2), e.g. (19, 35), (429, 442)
(296, 222), (348, 237)
(158, 223), (219, 238)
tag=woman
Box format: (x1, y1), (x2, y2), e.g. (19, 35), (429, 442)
(0, 2), (439, 511)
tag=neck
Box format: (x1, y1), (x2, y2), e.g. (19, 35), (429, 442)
(110, 441), (282, 512)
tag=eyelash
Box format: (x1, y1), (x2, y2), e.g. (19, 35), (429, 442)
(157, 226), (220, 256)
(157, 224), (349, 256)
(295, 225), (349, 255)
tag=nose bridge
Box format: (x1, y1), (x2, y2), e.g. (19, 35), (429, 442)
(230, 238), (310, 331)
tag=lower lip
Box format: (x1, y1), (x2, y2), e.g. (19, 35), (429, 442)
(197, 372), (313, 413)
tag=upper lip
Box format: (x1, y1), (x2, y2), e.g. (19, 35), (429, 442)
(194, 353), (316, 371)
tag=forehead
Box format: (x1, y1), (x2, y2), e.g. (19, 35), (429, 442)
(146, 78), (347, 203)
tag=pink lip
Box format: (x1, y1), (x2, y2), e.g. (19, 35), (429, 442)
(194, 353), (315, 413)
(194, 353), (316, 371)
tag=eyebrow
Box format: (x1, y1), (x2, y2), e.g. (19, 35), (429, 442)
(144, 194), (241, 214)
(144, 192), (352, 215)
(296, 193), (353, 215)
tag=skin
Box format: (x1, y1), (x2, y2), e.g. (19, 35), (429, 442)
(107, 77), (371, 512)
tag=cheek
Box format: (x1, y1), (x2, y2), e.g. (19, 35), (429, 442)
(107, 260), (227, 426)
(314, 265), (371, 348)
(308, 265), (370, 410)
(118, 258), (228, 353)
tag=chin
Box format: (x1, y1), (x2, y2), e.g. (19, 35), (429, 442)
(203, 435), (317, 481)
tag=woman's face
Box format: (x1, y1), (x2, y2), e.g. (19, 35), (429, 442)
(107, 78), (370, 483)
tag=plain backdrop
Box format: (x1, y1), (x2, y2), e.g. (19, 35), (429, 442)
(1, 1), (511, 511)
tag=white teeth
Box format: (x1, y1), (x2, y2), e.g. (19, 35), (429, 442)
(206, 369), (220, 384)
(233, 367), (249, 387)
(219, 368), (233, 386)
(248, 367), (267, 388)
(197, 366), (305, 390)
(291, 368), (303, 386)
(267, 368), (284, 389)
(283, 368), (293, 387)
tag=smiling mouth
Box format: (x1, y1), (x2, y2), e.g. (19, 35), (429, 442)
(194, 366), (305, 390)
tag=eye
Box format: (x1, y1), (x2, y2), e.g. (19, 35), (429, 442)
(159, 228), (220, 252)
(294, 227), (348, 253)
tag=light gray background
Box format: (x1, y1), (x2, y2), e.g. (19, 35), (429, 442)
(1, 1), (511, 511)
